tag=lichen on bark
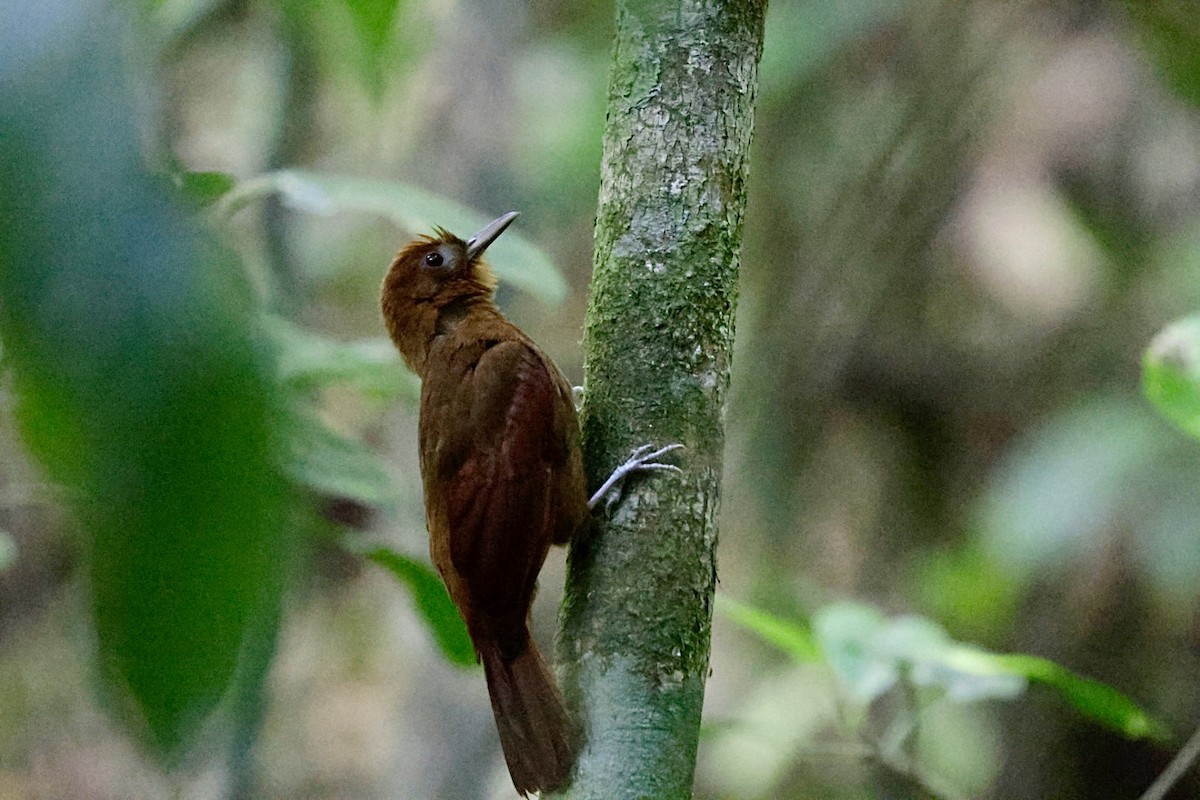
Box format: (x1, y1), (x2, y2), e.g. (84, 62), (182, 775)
(553, 1), (766, 797)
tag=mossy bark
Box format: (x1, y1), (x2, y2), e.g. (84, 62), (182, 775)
(553, 1), (766, 797)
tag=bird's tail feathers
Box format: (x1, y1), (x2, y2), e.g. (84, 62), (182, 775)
(479, 635), (575, 797)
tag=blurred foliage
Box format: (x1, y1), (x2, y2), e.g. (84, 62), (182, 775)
(0, 2), (290, 756)
(1144, 315), (1200, 440)
(265, 314), (411, 511)
(975, 396), (1200, 599)
(1122, 0), (1200, 108)
(717, 594), (822, 663)
(265, 314), (417, 400)
(341, 0), (404, 95)
(172, 169), (238, 210)
(719, 594), (1163, 788)
(0, 530), (15, 572)
(364, 547), (475, 667)
(0, 0), (548, 776)
(222, 170), (567, 304)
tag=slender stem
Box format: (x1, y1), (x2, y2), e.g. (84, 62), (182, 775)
(1138, 723), (1200, 800)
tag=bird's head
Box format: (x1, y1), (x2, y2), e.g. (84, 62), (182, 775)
(381, 211), (519, 372)
(382, 211), (517, 307)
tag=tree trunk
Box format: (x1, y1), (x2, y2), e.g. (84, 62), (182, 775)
(554, 1), (766, 797)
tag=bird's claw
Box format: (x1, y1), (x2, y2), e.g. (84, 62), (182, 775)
(588, 443), (685, 512)
(629, 443), (685, 464)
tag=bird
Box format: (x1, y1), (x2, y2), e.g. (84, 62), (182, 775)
(380, 211), (681, 796)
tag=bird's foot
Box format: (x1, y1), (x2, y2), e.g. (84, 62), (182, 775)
(588, 443), (684, 513)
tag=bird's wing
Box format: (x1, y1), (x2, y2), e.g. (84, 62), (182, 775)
(422, 339), (566, 621)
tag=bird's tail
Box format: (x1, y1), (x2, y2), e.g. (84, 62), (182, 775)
(478, 633), (575, 797)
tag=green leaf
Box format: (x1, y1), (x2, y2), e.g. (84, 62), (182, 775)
(1144, 315), (1200, 440)
(1122, 0), (1200, 108)
(0, 5), (291, 757)
(173, 170), (236, 211)
(264, 315), (419, 403)
(943, 650), (1167, 742)
(811, 602), (898, 704)
(283, 403), (398, 511)
(221, 170), (567, 305)
(815, 604), (1161, 739)
(342, 0), (401, 95)
(871, 615), (1026, 703)
(344, 0), (399, 52)
(714, 594), (821, 662)
(268, 316), (410, 514)
(739, 598), (1162, 741)
(365, 546), (476, 667)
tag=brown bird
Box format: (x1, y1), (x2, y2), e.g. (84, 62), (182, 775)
(380, 212), (679, 796)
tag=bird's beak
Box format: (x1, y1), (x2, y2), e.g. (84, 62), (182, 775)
(465, 211), (519, 260)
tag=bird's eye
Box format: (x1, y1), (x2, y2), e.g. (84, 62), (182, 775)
(424, 251), (444, 267)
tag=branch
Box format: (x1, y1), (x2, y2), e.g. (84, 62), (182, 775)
(553, 1), (766, 797)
